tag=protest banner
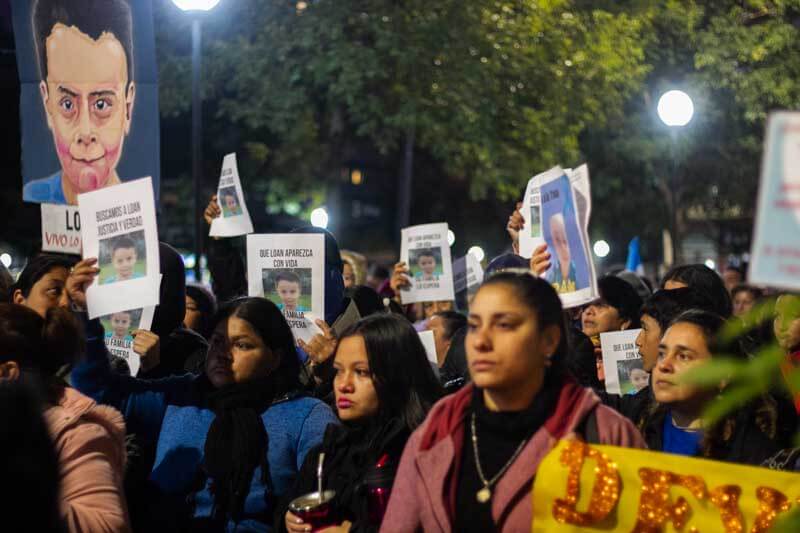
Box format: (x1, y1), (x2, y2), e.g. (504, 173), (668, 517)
(78, 177), (160, 318)
(453, 253), (485, 311)
(399, 223), (455, 305)
(600, 329), (647, 395)
(11, 0), (160, 208)
(209, 153), (254, 237)
(247, 234), (325, 343)
(418, 330), (438, 366)
(100, 305), (155, 377)
(41, 203), (82, 255)
(750, 112), (800, 290)
(532, 439), (800, 532)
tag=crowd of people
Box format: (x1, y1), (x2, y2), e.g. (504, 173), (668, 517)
(0, 197), (798, 532)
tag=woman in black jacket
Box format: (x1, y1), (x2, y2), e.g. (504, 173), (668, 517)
(281, 314), (442, 533)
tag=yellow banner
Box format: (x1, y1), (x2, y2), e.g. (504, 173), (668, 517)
(532, 440), (800, 532)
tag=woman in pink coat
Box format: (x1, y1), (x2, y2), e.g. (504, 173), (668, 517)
(381, 272), (645, 532)
(0, 304), (130, 532)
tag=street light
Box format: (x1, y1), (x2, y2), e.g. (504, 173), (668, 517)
(172, 0), (221, 282)
(310, 207), (329, 229)
(657, 90), (694, 127)
(657, 89), (694, 266)
(447, 230), (455, 247)
(468, 246), (485, 263)
(593, 240), (610, 258)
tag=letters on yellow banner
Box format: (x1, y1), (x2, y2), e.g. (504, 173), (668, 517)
(532, 440), (800, 532)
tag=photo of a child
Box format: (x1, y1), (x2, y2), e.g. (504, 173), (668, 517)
(99, 231), (147, 285)
(530, 204), (541, 237)
(219, 186), (243, 217)
(101, 308), (142, 343)
(262, 269), (312, 314)
(409, 248), (443, 281)
(617, 358), (649, 395)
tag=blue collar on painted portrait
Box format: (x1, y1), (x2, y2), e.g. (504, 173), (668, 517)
(23, 172), (67, 204)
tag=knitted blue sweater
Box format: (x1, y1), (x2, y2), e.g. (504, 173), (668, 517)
(72, 321), (337, 532)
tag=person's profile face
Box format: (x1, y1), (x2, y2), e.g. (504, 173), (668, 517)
(732, 290), (756, 317)
(111, 313), (131, 337)
(550, 215), (570, 266)
(112, 246), (137, 279)
(636, 314), (662, 372)
(40, 23), (135, 194)
(276, 279), (300, 308)
(418, 255), (437, 275)
(629, 368), (649, 391)
(13, 267), (70, 318)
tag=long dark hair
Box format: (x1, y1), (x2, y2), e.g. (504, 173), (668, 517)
(208, 297), (301, 394)
(478, 271), (568, 382)
(338, 314), (442, 431)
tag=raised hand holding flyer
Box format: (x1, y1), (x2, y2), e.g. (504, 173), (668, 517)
(78, 177), (160, 318)
(600, 329), (647, 395)
(749, 112), (800, 289)
(399, 223), (455, 305)
(209, 153), (254, 237)
(247, 234), (325, 343)
(101, 306), (155, 377)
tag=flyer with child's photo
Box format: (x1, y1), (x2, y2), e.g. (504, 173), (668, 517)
(100, 306), (155, 377)
(246, 234), (325, 343)
(600, 329), (647, 395)
(210, 153), (254, 237)
(399, 223), (455, 305)
(78, 177), (160, 318)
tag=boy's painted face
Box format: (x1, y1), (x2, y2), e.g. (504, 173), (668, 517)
(276, 280), (300, 308)
(110, 312), (132, 337)
(418, 255), (437, 275)
(629, 367), (649, 391)
(41, 24), (134, 196)
(550, 214), (571, 268)
(112, 246), (137, 279)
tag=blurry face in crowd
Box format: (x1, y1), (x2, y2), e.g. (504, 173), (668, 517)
(629, 368), (650, 391)
(41, 24), (134, 199)
(663, 279), (688, 291)
(12, 266), (70, 318)
(423, 300), (453, 319)
(276, 280), (300, 310)
(549, 214), (571, 270)
(652, 322), (715, 412)
(112, 246), (136, 279)
(466, 284), (558, 401)
(110, 312), (131, 338)
(205, 316), (276, 388)
(184, 295), (202, 332)
(774, 294), (800, 353)
(342, 262), (355, 288)
(581, 300), (628, 338)
(427, 315), (451, 367)
(636, 313), (662, 372)
(723, 268), (742, 293)
(418, 254), (437, 276)
(333, 335), (379, 422)
(732, 290), (757, 318)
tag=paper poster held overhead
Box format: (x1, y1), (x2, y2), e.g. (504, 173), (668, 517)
(78, 177), (161, 318)
(398, 223), (455, 305)
(209, 153), (254, 238)
(247, 234), (325, 344)
(101, 306), (155, 377)
(600, 329), (647, 396)
(749, 112), (800, 290)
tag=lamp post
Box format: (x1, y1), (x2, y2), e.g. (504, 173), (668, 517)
(657, 89), (694, 266)
(172, 0), (221, 282)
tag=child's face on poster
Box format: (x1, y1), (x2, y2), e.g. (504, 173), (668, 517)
(276, 280), (300, 308)
(418, 255), (437, 275)
(112, 246), (137, 279)
(111, 312), (131, 337)
(629, 368), (649, 391)
(550, 214), (571, 267)
(224, 194), (238, 210)
(40, 24), (135, 194)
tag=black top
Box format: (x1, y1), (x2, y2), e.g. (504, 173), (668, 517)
(454, 384), (559, 532)
(277, 418), (410, 533)
(597, 383), (654, 427)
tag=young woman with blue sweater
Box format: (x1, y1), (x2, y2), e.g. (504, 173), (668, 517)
(72, 291), (337, 532)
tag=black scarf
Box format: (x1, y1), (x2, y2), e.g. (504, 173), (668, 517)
(202, 376), (279, 524)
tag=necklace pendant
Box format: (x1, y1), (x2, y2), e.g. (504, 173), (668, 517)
(476, 486), (492, 503)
